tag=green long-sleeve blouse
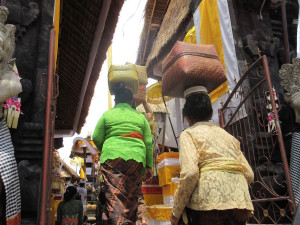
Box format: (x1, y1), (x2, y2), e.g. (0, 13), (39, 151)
(56, 199), (83, 225)
(92, 103), (153, 168)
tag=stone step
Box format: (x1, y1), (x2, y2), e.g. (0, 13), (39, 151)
(14, 145), (43, 152)
(15, 152), (43, 160)
(22, 122), (44, 131)
(18, 138), (43, 145)
(21, 218), (37, 225)
(21, 130), (44, 138)
(20, 122), (44, 138)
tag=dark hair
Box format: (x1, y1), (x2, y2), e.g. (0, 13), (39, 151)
(115, 87), (133, 104)
(64, 186), (77, 202)
(182, 93), (213, 122)
(79, 183), (84, 188)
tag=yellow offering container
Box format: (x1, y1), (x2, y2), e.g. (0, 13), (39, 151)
(157, 152), (180, 186)
(108, 64), (139, 95)
(146, 204), (173, 221)
(142, 185), (163, 206)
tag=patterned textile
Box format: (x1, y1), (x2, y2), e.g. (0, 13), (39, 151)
(185, 208), (248, 225)
(56, 199), (83, 225)
(172, 121), (254, 218)
(290, 131), (300, 204)
(0, 119), (21, 224)
(137, 188), (146, 222)
(101, 158), (143, 225)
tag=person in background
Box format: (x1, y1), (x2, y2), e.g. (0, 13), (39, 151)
(142, 99), (153, 122)
(93, 85), (153, 224)
(83, 215), (89, 225)
(134, 99), (154, 225)
(170, 86), (254, 225)
(77, 181), (87, 215)
(57, 186), (83, 225)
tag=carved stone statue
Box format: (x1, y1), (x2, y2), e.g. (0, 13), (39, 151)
(279, 58), (300, 123)
(279, 57), (300, 205)
(0, 6), (22, 224)
(0, 6), (21, 110)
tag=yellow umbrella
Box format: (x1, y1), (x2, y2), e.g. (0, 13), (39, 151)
(146, 82), (172, 105)
(146, 82), (178, 148)
(70, 157), (84, 166)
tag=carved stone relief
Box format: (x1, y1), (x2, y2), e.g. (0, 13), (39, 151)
(279, 58), (300, 123)
(0, 6), (22, 117)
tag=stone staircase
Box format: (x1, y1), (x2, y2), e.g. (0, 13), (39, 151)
(13, 122), (44, 161)
(13, 122), (44, 225)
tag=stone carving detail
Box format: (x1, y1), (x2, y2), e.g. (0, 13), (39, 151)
(280, 58), (300, 205)
(0, 7), (22, 224)
(0, 6), (22, 121)
(279, 58), (300, 123)
(0, 6), (21, 102)
(6, 1), (40, 41)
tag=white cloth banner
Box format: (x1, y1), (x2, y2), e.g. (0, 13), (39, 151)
(193, 8), (201, 44)
(193, 0), (243, 125)
(217, 0), (240, 90)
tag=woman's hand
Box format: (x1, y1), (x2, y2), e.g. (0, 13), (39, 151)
(170, 213), (180, 225)
(145, 167), (153, 183)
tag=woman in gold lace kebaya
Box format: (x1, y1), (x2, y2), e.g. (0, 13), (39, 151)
(170, 86), (254, 225)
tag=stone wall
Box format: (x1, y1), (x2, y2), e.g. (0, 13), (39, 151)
(6, 0), (54, 222)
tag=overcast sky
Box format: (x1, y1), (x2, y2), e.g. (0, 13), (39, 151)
(58, 0), (150, 172)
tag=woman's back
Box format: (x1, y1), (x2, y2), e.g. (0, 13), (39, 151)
(93, 103), (153, 168)
(187, 121), (246, 161)
(57, 199), (83, 225)
(178, 121), (254, 212)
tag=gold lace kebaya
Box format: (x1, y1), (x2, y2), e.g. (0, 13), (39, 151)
(172, 121), (254, 218)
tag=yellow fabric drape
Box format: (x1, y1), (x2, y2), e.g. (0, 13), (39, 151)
(200, 159), (245, 174)
(199, 0), (225, 72)
(53, 0), (60, 69)
(183, 26), (196, 44)
(183, 0), (229, 103)
(80, 165), (86, 179)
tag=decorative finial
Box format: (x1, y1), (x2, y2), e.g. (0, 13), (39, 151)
(258, 47), (262, 58)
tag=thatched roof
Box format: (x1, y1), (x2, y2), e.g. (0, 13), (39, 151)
(146, 0), (193, 79)
(136, 0), (194, 79)
(55, 0), (125, 136)
(136, 103), (167, 114)
(136, 0), (171, 66)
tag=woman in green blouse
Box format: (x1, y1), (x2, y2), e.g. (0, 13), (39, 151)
(57, 186), (83, 225)
(93, 86), (153, 224)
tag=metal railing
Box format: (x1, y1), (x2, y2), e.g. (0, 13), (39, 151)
(219, 56), (295, 224)
(39, 28), (60, 225)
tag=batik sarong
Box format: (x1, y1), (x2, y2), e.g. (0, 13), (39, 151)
(101, 158), (143, 225)
(0, 119), (21, 224)
(137, 188), (147, 223)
